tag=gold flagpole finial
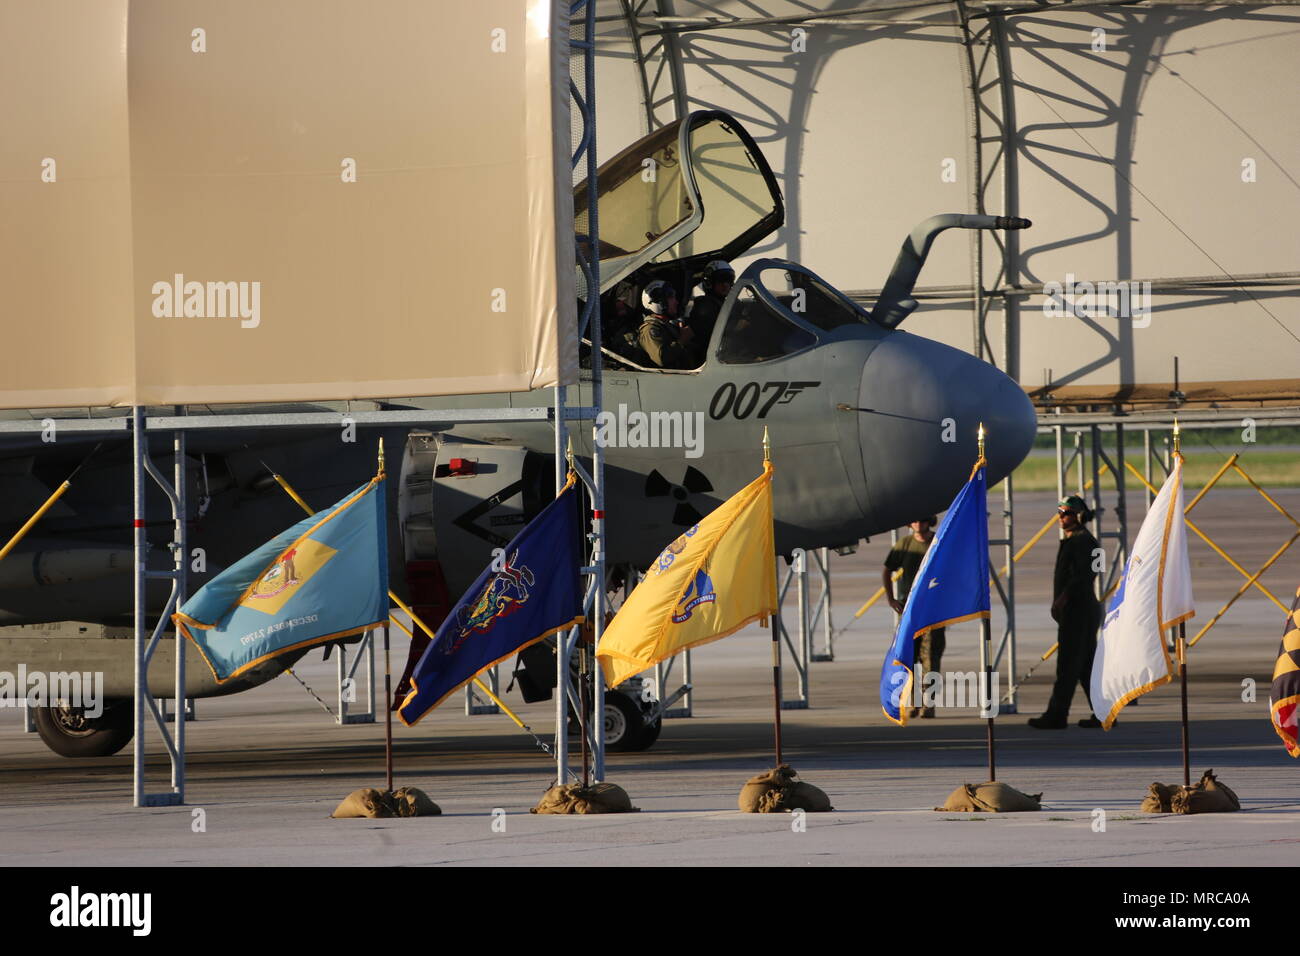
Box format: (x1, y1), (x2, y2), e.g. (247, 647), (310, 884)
(1172, 417), (1181, 456)
(378, 437), (386, 476)
(762, 426), (771, 464)
(977, 422), (986, 460)
(565, 434), (575, 469)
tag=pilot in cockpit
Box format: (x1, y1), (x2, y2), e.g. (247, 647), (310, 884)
(684, 259), (734, 348)
(637, 280), (698, 370)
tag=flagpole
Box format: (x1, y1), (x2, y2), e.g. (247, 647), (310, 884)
(978, 423), (996, 782)
(378, 439), (395, 793)
(564, 437), (590, 790)
(1171, 420), (1190, 787)
(579, 644), (590, 789)
(384, 624), (393, 792)
(1178, 622), (1189, 787)
(763, 428), (783, 766)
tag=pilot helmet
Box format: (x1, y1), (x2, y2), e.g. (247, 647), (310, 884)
(702, 259), (735, 288)
(641, 279), (676, 314)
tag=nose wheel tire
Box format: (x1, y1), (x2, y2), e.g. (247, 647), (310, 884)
(632, 715), (662, 751)
(34, 700), (133, 758)
(602, 692), (660, 753)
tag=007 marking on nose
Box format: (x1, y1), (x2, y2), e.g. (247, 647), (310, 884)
(708, 381), (820, 420)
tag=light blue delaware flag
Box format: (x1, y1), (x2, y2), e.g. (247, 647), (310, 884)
(880, 464), (990, 726)
(175, 477), (389, 683)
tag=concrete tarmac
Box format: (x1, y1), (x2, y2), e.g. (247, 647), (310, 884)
(1, 490), (1297, 866)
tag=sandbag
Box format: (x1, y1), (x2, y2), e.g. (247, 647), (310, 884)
(786, 781), (834, 812)
(738, 765), (794, 813)
(332, 786), (442, 818)
(331, 788), (394, 819)
(936, 781), (1042, 813)
(1170, 769), (1240, 814)
(1140, 781), (1180, 814)
(1141, 769), (1240, 815)
(531, 781), (639, 814)
(738, 764), (833, 813)
(391, 786), (442, 817)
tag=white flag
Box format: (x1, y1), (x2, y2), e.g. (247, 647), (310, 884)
(1090, 455), (1195, 728)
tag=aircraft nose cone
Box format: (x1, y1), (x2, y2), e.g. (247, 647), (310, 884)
(857, 330), (1036, 530)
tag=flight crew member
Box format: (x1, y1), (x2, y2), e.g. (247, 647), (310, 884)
(1029, 495), (1104, 729)
(685, 259), (735, 349)
(637, 280), (697, 369)
(883, 517), (943, 718)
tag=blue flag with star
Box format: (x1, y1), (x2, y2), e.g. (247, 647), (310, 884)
(398, 475), (584, 726)
(175, 477), (389, 683)
(880, 464), (990, 725)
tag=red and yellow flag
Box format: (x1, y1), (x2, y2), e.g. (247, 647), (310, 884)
(1270, 585), (1300, 758)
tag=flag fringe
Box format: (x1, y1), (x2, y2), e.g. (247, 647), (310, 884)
(177, 617), (385, 685)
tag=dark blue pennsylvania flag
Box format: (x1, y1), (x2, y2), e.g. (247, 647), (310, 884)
(397, 474), (584, 726)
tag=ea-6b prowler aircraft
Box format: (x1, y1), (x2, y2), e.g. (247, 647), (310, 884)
(0, 110), (1036, 758)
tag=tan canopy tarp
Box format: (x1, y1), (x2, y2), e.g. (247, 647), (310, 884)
(0, 0), (575, 409)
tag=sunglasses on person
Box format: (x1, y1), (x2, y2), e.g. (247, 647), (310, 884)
(1057, 508), (1076, 516)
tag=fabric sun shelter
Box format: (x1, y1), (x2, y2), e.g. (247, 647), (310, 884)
(0, 0), (575, 409)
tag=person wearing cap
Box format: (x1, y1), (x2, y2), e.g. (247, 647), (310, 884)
(684, 259), (735, 352)
(637, 280), (697, 369)
(1029, 495), (1104, 729)
(883, 517), (944, 718)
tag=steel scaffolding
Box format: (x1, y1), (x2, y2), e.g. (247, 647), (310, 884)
(607, 0), (1300, 716)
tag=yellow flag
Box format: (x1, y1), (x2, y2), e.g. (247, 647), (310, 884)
(597, 461), (778, 688)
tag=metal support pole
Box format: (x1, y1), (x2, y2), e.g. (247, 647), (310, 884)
(132, 406), (146, 808)
(336, 640), (347, 720)
(335, 633), (375, 724)
(981, 616), (996, 781)
(1002, 469), (1017, 712)
(1090, 424), (1103, 601)
(465, 664), (501, 715)
(581, 0), (607, 784)
(812, 547), (834, 661)
(1055, 424), (1065, 506)
(366, 630), (376, 719)
(131, 412), (185, 806)
(171, 422), (187, 798)
(553, 385), (569, 785)
(1075, 431), (1085, 502)
(1114, 422), (1128, 585)
(653, 0), (691, 122)
(775, 557), (810, 709)
(1144, 428), (1154, 509)
(681, 650), (693, 715)
(797, 548), (810, 687)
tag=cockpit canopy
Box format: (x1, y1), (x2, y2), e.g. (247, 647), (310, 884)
(715, 260), (880, 365)
(576, 111), (885, 373)
(598, 258), (883, 372)
(575, 111), (784, 297)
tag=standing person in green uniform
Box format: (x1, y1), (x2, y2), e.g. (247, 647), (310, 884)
(883, 516), (942, 718)
(1029, 494), (1104, 729)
